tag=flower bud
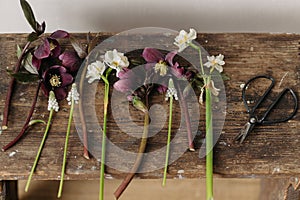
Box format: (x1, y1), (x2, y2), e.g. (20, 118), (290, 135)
(132, 96), (148, 114)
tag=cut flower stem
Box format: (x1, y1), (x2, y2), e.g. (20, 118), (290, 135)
(25, 106), (54, 192)
(177, 83), (194, 151)
(205, 84), (213, 200)
(162, 95), (173, 186)
(99, 70), (111, 200)
(79, 59), (90, 159)
(114, 96), (149, 199)
(2, 81), (41, 151)
(57, 96), (75, 198)
(2, 41), (31, 130)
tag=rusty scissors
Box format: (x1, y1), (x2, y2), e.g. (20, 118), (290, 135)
(235, 75), (298, 143)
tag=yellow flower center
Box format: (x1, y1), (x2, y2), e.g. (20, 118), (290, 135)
(50, 74), (61, 87)
(179, 35), (188, 44)
(112, 61), (119, 67)
(154, 60), (168, 76)
(49, 41), (57, 51)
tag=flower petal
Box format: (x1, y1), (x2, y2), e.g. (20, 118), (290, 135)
(165, 51), (177, 66)
(170, 63), (184, 78)
(41, 82), (50, 97)
(157, 84), (167, 94)
(142, 48), (164, 63)
(50, 30), (70, 39)
(59, 51), (81, 72)
(54, 87), (68, 100)
(113, 79), (132, 93)
(61, 72), (73, 87)
(32, 55), (41, 71)
(48, 39), (61, 58)
(34, 39), (50, 59)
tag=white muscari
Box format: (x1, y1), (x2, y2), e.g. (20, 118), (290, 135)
(67, 83), (80, 105)
(165, 78), (178, 101)
(174, 28), (197, 52)
(204, 54), (225, 73)
(86, 60), (106, 83)
(104, 49), (129, 77)
(48, 91), (59, 112)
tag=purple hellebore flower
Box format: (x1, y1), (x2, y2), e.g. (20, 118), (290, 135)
(41, 65), (73, 100)
(59, 51), (81, 73)
(33, 30), (70, 70)
(142, 47), (184, 78)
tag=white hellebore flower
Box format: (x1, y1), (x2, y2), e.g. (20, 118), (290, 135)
(86, 60), (106, 83)
(174, 28), (197, 52)
(48, 91), (59, 112)
(67, 83), (80, 105)
(204, 54), (225, 73)
(104, 49), (129, 77)
(165, 78), (178, 101)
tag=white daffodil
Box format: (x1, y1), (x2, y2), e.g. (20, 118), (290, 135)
(86, 60), (106, 83)
(104, 49), (129, 77)
(67, 83), (80, 105)
(165, 78), (178, 101)
(174, 28), (197, 52)
(48, 91), (59, 112)
(204, 54), (225, 73)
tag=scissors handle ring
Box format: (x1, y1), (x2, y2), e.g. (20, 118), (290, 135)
(262, 88), (298, 124)
(242, 75), (275, 113)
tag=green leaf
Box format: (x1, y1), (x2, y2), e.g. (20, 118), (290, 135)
(29, 119), (46, 126)
(70, 37), (87, 59)
(23, 53), (39, 75)
(7, 70), (39, 83)
(221, 73), (230, 81)
(20, 0), (37, 32)
(16, 45), (22, 59)
(130, 57), (145, 66)
(27, 32), (39, 42)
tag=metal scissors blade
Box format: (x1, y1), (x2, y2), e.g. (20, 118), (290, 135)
(235, 121), (255, 144)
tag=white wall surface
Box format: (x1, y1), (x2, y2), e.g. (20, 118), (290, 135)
(1, 0), (300, 33)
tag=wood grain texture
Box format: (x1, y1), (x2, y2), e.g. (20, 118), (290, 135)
(0, 33), (299, 181)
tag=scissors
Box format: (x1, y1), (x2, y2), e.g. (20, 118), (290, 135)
(235, 75), (298, 143)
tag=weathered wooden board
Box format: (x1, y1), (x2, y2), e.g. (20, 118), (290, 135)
(0, 33), (299, 181)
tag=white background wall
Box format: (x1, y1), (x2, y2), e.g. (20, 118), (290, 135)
(1, 0), (300, 33)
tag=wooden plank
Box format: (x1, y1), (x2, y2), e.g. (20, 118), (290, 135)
(0, 181), (18, 200)
(0, 33), (299, 181)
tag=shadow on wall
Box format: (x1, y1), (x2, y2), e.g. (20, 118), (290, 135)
(1, 0), (300, 33)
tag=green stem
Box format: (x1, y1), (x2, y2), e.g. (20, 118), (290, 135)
(205, 76), (213, 200)
(57, 98), (74, 198)
(163, 96), (173, 186)
(189, 42), (205, 76)
(25, 108), (54, 192)
(99, 73), (110, 200)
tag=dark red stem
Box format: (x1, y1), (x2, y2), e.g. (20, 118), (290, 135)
(79, 57), (90, 159)
(114, 95), (149, 199)
(2, 80), (41, 151)
(2, 41), (31, 130)
(177, 83), (195, 151)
